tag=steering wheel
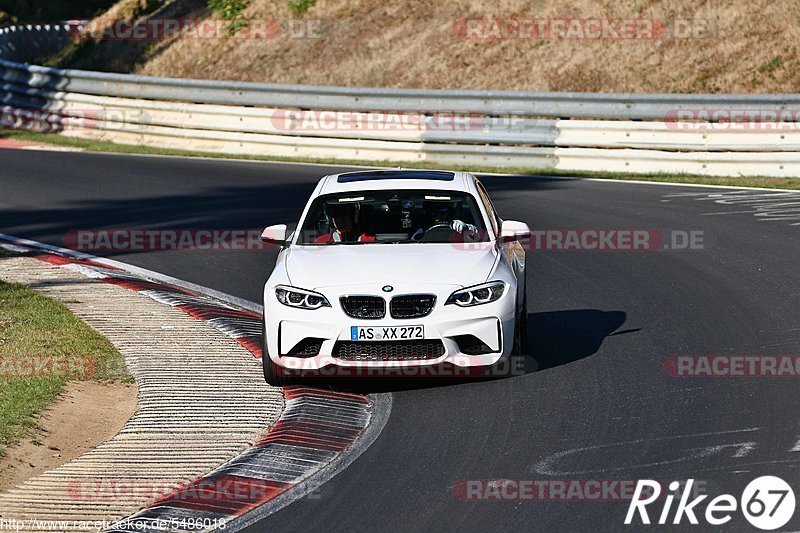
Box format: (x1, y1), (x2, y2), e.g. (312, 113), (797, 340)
(418, 223), (454, 242)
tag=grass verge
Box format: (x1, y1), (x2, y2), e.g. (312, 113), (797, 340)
(4, 130), (800, 190)
(0, 272), (130, 459)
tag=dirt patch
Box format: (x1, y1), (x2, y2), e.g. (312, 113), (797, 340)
(0, 381), (138, 493)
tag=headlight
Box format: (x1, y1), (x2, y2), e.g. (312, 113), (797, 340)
(275, 285), (330, 310)
(445, 281), (506, 307)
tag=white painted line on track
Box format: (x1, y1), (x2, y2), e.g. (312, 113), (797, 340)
(19, 145), (84, 152)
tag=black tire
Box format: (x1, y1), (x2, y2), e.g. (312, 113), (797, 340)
(262, 322), (294, 387)
(517, 293), (529, 356)
(511, 292), (529, 356)
(502, 290), (529, 378)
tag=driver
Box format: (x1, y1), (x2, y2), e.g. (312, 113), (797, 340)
(315, 202), (376, 243)
(411, 202), (477, 241)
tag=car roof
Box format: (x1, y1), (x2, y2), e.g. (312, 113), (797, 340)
(317, 170), (476, 195)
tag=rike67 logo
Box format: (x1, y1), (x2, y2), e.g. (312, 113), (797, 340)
(626, 477), (795, 530)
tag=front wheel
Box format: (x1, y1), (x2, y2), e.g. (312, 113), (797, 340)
(511, 294), (529, 356)
(500, 293), (532, 377)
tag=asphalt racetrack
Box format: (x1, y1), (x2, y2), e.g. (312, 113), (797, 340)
(3, 148), (800, 531)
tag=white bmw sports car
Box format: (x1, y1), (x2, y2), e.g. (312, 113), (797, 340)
(260, 170), (531, 385)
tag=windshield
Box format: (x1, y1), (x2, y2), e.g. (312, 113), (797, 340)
(296, 190), (489, 245)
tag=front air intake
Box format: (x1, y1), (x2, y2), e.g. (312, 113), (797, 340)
(333, 340), (446, 361)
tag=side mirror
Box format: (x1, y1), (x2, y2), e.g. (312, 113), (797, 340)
(499, 220), (531, 243)
(261, 224), (288, 246)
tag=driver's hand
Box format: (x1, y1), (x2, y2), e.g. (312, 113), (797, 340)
(451, 220), (477, 233)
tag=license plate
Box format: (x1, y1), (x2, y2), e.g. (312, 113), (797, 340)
(351, 325), (424, 341)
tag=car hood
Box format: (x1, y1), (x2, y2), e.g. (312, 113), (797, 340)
(284, 244), (498, 289)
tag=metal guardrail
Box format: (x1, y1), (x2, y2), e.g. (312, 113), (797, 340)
(4, 86), (800, 151)
(3, 56), (800, 120)
(1, 23), (799, 177)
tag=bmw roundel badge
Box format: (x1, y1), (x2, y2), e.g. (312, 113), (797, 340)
(382, 285), (394, 293)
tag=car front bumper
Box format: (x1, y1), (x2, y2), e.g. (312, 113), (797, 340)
(263, 282), (516, 371)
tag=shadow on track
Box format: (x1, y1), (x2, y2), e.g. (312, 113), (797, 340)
(309, 308), (632, 394)
(531, 309), (632, 370)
